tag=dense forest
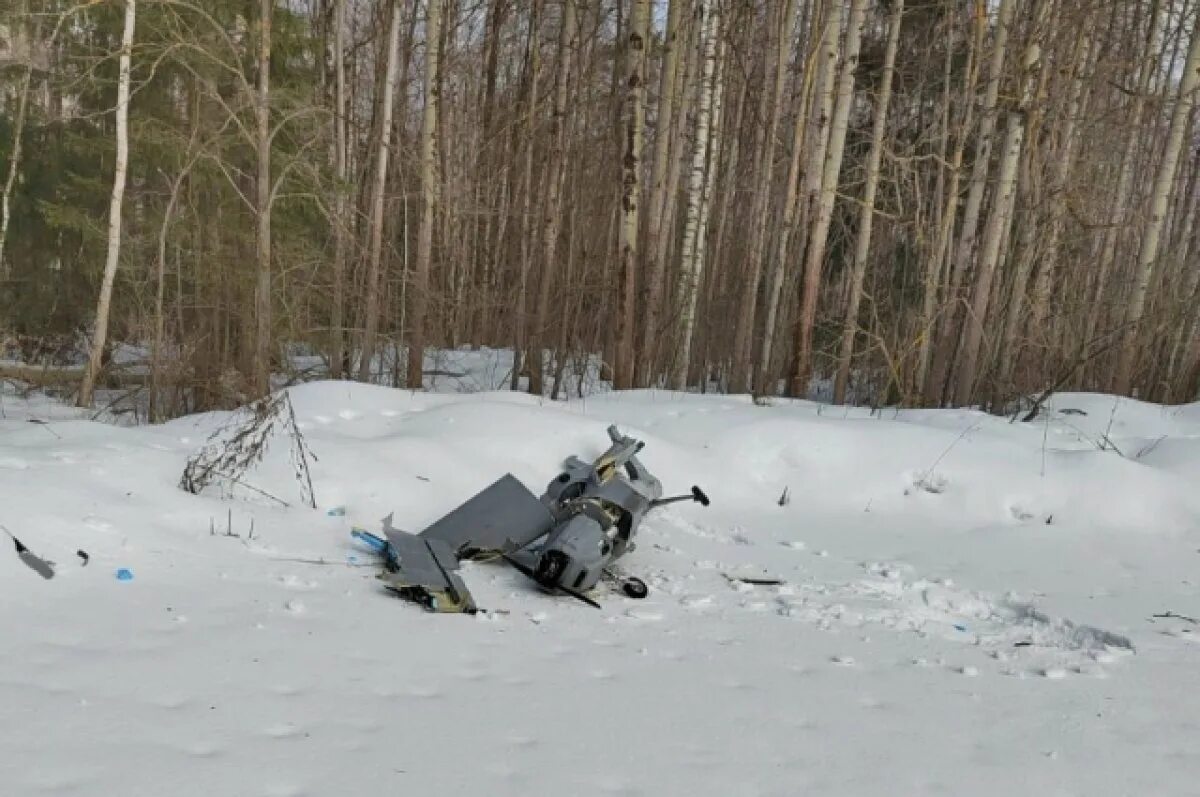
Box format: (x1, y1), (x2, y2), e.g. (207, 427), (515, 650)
(0, 0), (1197, 418)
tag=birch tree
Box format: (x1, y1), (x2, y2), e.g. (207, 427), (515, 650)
(357, 0), (402, 382)
(251, 0), (274, 397)
(953, 8), (1045, 406)
(673, 0), (719, 390)
(925, 0), (1014, 405)
(1113, 6), (1200, 395)
(78, 0), (136, 408)
(330, 0), (349, 379)
(790, 0), (868, 397)
(407, 0), (442, 389)
(638, 0), (684, 386)
(530, 0), (577, 395)
(833, 0), (904, 404)
(0, 1), (38, 278)
(614, 0), (648, 389)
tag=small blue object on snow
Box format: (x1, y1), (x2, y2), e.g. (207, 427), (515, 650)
(953, 623), (967, 632)
(116, 568), (134, 581)
(326, 506), (347, 517)
(351, 529), (388, 555)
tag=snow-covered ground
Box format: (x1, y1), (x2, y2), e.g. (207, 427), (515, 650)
(2, 379), (1199, 796)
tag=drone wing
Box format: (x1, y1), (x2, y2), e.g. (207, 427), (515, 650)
(418, 473), (555, 555)
(379, 474), (555, 612)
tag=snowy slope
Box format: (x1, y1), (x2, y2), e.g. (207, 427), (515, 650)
(2, 381), (1199, 796)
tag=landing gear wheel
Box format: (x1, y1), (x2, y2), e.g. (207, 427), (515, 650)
(622, 577), (648, 599)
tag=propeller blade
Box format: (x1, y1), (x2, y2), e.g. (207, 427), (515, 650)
(556, 583), (602, 610)
(501, 554), (601, 609)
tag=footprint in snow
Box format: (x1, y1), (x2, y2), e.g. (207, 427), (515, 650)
(0, 456), (30, 470)
(337, 409), (361, 421)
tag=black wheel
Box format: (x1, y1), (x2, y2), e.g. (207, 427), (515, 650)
(622, 577), (648, 599)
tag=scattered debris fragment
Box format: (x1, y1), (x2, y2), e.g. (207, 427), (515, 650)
(1151, 611), (1199, 625)
(2, 524), (55, 579)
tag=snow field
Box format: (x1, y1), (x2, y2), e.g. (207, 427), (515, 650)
(2, 380), (1199, 795)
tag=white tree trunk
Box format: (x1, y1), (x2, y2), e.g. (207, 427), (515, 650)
(78, 0), (136, 408)
(358, 0), (404, 382)
(925, 0), (1014, 404)
(0, 2), (38, 278)
(833, 0), (903, 404)
(791, 0), (868, 395)
(916, 3), (986, 400)
(733, 0), (799, 393)
(407, 0), (442, 389)
(953, 27), (1043, 406)
(672, 0), (719, 390)
(639, 0), (684, 385)
(248, 0), (274, 396)
(531, 0), (577, 395)
(614, 0), (649, 389)
(330, 0), (348, 379)
(1083, 0), (1161, 363)
(1113, 8), (1200, 395)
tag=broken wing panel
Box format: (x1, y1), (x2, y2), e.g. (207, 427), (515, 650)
(418, 473), (554, 555)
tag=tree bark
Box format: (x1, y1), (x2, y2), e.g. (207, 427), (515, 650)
(925, 0), (1014, 405)
(732, 0), (798, 393)
(330, 0), (349, 379)
(0, 2), (39, 278)
(1113, 6), (1200, 395)
(673, 0), (720, 390)
(251, 0), (274, 397)
(833, 0), (904, 404)
(357, 0), (402, 382)
(407, 0), (443, 389)
(512, 0), (544, 391)
(953, 17), (1043, 407)
(530, 0), (576, 396)
(637, 0), (684, 387)
(789, 0), (867, 397)
(78, 0), (136, 408)
(614, 0), (649, 389)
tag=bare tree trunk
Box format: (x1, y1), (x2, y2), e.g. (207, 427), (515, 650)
(789, 0), (867, 396)
(1113, 9), (1200, 395)
(732, 0), (798, 393)
(357, 0), (402, 382)
(512, 0), (543, 391)
(0, 2), (39, 278)
(250, 0), (274, 396)
(673, 0), (720, 390)
(614, 0), (649, 389)
(953, 14), (1044, 407)
(78, 0), (136, 408)
(916, 2), (985, 399)
(774, 0), (840, 396)
(1083, 0), (1161, 368)
(1015, 18), (1091, 375)
(407, 0), (443, 389)
(833, 0), (903, 404)
(637, 0), (684, 387)
(530, 0), (576, 396)
(925, 0), (1014, 405)
(330, 0), (348, 379)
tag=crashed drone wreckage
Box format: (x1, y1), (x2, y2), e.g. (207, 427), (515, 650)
(352, 425), (709, 613)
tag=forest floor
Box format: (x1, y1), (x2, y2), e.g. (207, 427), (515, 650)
(2, 371), (1199, 796)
